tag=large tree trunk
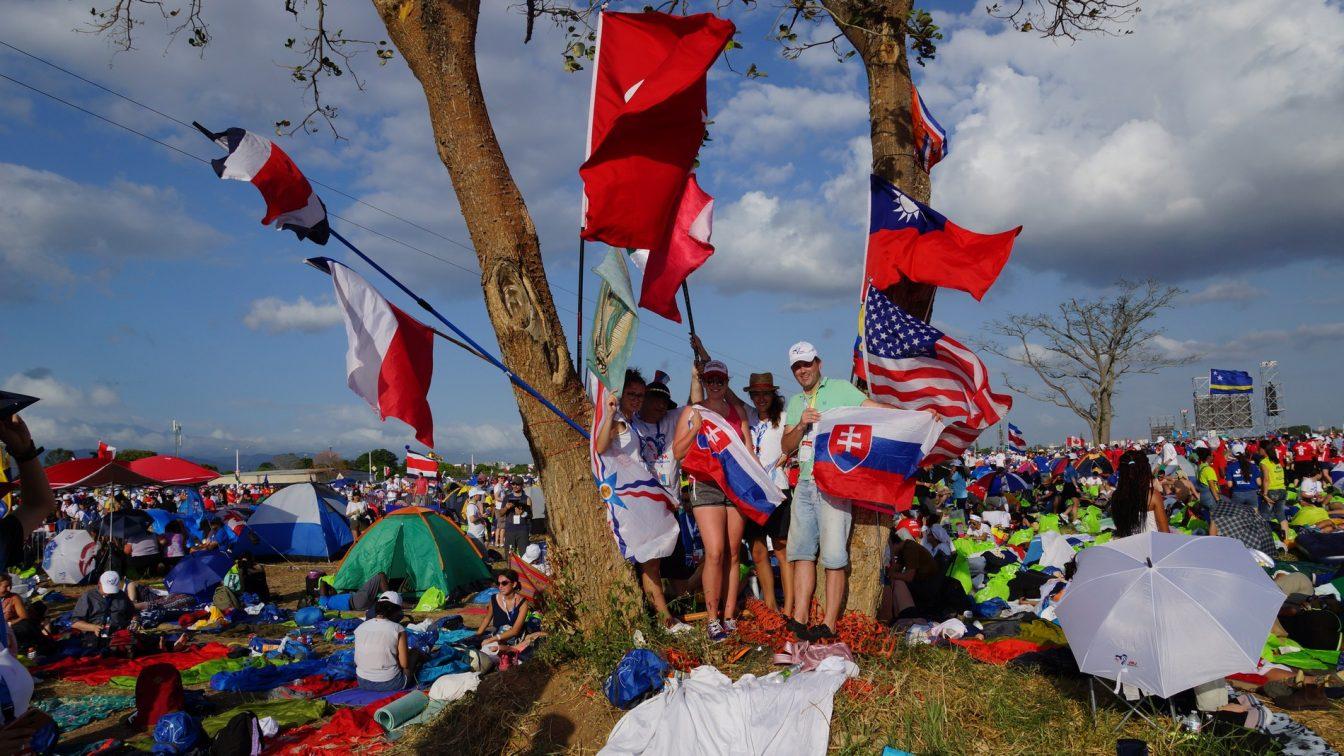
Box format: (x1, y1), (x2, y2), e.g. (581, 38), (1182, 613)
(822, 0), (933, 617)
(372, 0), (633, 628)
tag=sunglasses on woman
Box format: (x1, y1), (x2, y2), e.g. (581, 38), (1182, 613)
(497, 580), (512, 586)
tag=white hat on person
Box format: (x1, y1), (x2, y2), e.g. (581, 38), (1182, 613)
(99, 570), (121, 594)
(702, 360), (729, 378)
(788, 341), (819, 365)
(377, 591), (403, 607)
(523, 543), (543, 564)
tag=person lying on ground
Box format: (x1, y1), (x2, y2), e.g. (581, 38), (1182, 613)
(354, 593), (421, 692)
(318, 571), (390, 614)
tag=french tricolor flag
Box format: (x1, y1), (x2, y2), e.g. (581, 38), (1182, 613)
(197, 123), (330, 245)
(682, 407), (782, 525)
(812, 406), (944, 514)
(326, 260), (435, 448)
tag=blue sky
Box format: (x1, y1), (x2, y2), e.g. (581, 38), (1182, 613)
(2, 0), (1343, 467)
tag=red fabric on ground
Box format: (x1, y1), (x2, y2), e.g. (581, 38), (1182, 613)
(36, 643), (231, 685)
(278, 675), (356, 699)
(1227, 672), (1268, 687)
(265, 693), (402, 754)
(950, 638), (1048, 665)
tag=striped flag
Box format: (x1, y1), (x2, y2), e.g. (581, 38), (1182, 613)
(911, 84), (948, 172)
(681, 407), (783, 525)
(1066, 435), (1085, 448)
(198, 124), (330, 244)
(405, 449), (438, 478)
(857, 286), (1011, 465)
(1007, 423), (1026, 453)
(588, 373), (680, 563)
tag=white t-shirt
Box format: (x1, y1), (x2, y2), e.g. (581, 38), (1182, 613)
(346, 500), (368, 518)
(129, 534), (160, 557)
(1301, 478), (1324, 497)
(353, 617), (403, 683)
(464, 502), (488, 540)
(1160, 442), (1178, 466)
(632, 413), (680, 490)
(746, 407), (788, 489)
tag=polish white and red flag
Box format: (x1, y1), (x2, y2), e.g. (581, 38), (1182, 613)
(405, 449), (438, 478)
(198, 124), (330, 244)
(328, 261), (435, 448)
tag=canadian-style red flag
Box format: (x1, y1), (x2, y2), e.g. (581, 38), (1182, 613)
(329, 261), (435, 448)
(630, 174), (715, 322)
(580, 11), (734, 250)
(97, 441), (117, 461)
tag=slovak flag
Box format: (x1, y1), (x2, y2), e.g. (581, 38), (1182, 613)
(1007, 423), (1026, 453)
(812, 406), (944, 513)
(588, 374), (680, 564)
(682, 407), (783, 525)
(865, 175), (1020, 301)
(196, 123), (330, 244)
(405, 449), (438, 478)
(325, 259), (435, 448)
(911, 84), (948, 172)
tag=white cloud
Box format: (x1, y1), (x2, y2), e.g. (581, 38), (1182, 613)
(1187, 279), (1264, 304)
(925, 0), (1344, 283)
(0, 163), (225, 291)
(713, 83), (868, 155)
(2, 368), (119, 411)
(243, 296), (342, 333)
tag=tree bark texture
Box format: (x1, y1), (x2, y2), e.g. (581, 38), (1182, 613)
(371, 0), (633, 627)
(821, 0), (934, 618)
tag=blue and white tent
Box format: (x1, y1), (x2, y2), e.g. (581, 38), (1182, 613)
(243, 483), (352, 559)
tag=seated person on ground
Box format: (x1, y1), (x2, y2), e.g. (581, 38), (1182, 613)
(353, 592), (419, 692)
(10, 600), (56, 659)
(71, 571), (183, 654)
(879, 527), (968, 623)
(1299, 470), (1327, 505)
(475, 569), (535, 648)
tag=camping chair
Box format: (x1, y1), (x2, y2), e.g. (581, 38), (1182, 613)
(1086, 676), (1181, 732)
(509, 553), (552, 604)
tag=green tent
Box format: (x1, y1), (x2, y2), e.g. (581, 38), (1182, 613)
(333, 507), (491, 598)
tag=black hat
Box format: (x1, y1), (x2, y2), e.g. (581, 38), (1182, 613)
(644, 381), (678, 409)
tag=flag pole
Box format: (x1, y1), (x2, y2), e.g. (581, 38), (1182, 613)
(576, 236), (586, 374)
(322, 231), (590, 438)
(680, 282), (697, 337)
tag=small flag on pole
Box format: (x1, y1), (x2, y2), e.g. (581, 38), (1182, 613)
(587, 249), (640, 394)
(911, 84), (948, 172)
(405, 448), (438, 478)
(1007, 423), (1026, 453)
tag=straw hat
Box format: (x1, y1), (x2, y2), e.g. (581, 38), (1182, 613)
(742, 372), (779, 392)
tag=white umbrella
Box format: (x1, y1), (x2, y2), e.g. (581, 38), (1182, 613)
(42, 529), (98, 585)
(1055, 531), (1283, 698)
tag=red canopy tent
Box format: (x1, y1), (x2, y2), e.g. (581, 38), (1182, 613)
(127, 455), (218, 486)
(42, 458), (161, 490)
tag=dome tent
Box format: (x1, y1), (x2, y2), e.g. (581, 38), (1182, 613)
(243, 483), (352, 559)
(333, 507), (490, 599)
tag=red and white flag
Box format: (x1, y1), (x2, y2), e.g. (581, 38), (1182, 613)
(580, 11), (734, 250)
(629, 173), (715, 323)
(97, 441), (117, 461)
(329, 261), (435, 448)
(200, 124), (330, 245)
(405, 449), (437, 478)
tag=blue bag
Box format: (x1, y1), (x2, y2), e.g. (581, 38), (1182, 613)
(603, 649), (669, 709)
(151, 711), (203, 754)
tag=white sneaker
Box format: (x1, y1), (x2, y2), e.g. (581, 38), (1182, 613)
(665, 620), (694, 635)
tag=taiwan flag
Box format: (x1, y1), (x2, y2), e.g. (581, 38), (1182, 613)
(864, 175), (1020, 301)
(812, 406), (944, 513)
(681, 407), (783, 525)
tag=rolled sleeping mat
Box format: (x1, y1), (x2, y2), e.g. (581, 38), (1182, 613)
(374, 690), (430, 731)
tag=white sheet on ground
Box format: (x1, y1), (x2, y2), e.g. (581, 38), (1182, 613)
(598, 656), (858, 756)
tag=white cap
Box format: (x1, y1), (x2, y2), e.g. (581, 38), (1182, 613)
(702, 359), (728, 378)
(1156, 436), (1165, 444)
(523, 543), (542, 563)
(377, 590), (403, 607)
(788, 341), (819, 365)
(468, 487), (485, 497)
(100, 570), (121, 594)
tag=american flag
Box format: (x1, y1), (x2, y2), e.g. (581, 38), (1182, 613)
(857, 285), (1010, 464)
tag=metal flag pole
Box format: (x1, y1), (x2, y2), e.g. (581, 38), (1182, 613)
(576, 236), (586, 374)
(317, 234), (589, 438)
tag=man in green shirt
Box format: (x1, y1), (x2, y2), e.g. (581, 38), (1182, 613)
(781, 341), (872, 641)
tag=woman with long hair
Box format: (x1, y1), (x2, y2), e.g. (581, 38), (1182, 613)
(673, 357), (750, 643)
(742, 372), (793, 616)
(1109, 450), (1169, 538)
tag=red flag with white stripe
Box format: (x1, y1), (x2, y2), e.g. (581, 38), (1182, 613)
(329, 261), (435, 448)
(628, 173), (715, 323)
(405, 449), (438, 478)
(200, 125), (330, 245)
(580, 11), (734, 250)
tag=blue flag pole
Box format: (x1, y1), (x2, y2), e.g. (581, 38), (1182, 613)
(325, 229), (589, 439)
